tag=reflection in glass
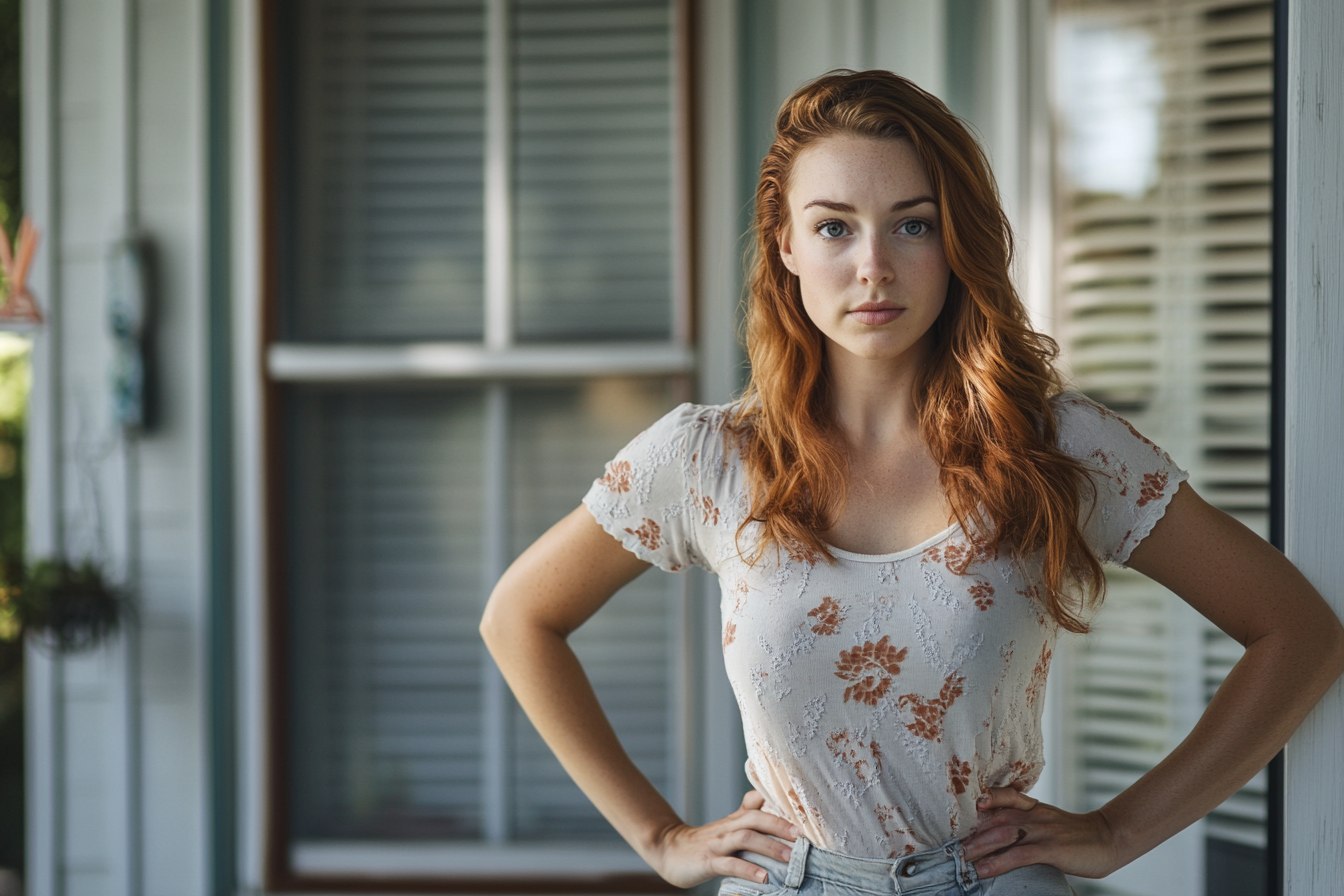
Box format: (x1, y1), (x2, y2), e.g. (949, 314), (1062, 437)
(1052, 3), (1273, 895)
(1055, 19), (1163, 199)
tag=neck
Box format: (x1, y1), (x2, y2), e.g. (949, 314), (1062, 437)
(825, 335), (932, 449)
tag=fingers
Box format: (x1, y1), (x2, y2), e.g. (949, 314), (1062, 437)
(714, 856), (772, 884)
(976, 787), (1038, 812)
(742, 808), (801, 842)
(973, 841), (1048, 879)
(721, 827), (794, 864)
(740, 790), (766, 811)
(961, 822), (1026, 863)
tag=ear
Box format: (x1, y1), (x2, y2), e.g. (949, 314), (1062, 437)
(777, 225), (799, 276)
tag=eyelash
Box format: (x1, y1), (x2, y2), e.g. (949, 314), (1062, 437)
(812, 218), (933, 239)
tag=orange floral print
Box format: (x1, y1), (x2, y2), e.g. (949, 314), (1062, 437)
(1025, 641), (1053, 708)
(826, 729), (883, 783)
(808, 597), (846, 635)
(947, 755), (973, 796)
(1136, 471), (1168, 507)
(875, 803), (915, 855)
(834, 636), (908, 706)
(923, 537), (994, 575)
(942, 534), (995, 575)
(623, 518), (661, 551)
(699, 494), (720, 525)
(722, 620), (737, 649)
(787, 542), (822, 565)
(597, 459), (632, 493)
(1009, 758), (1037, 782)
(969, 581), (995, 611)
(899, 672), (967, 741)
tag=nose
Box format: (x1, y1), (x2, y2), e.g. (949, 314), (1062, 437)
(856, 232), (895, 286)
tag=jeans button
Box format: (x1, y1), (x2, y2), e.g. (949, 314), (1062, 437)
(901, 862), (917, 877)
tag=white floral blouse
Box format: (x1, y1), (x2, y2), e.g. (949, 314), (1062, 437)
(582, 393), (1187, 859)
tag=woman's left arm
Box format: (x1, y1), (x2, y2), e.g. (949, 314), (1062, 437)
(962, 480), (1344, 880)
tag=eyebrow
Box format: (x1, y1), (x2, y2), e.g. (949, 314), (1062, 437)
(801, 196), (938, 213)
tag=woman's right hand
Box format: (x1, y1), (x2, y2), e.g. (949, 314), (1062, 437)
(647, 791), (800, 888)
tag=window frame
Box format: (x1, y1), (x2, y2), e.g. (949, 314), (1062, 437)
(257, 0), (699, 889)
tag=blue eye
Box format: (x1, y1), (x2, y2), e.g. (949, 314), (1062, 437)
(816, 220), (848, 239)
(899, 220), (930, 236)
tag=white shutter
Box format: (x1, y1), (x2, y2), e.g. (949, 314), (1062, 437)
(291, 0), (488, 341)
(511, 0), (675, 341)
(1053, 0), (1273, 891)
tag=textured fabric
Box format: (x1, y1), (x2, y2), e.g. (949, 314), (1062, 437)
(719, 836), (1076, 896)
(583, 393), (1186, 858)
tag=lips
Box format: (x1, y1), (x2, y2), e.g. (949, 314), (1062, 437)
(848, 303), (904, 326)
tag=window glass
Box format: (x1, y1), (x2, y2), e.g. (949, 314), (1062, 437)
(287, 386), (488, 838)
(508, 380), (679, 839)
(289, 0), (488, 342)
(1052, 2), (1273, 894)
(511, 0), (674, 341)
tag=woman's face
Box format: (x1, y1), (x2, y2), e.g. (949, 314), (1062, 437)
(778, 134), (950, 367)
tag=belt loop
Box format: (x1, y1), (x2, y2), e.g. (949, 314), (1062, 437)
(950, 841), (980, 895)
(784, 836), (811, 889)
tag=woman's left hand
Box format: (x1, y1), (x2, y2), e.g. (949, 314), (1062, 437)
(960, 787), (1121, 880)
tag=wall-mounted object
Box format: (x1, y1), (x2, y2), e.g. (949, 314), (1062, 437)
(107, 236), (149, 430)
(0, 217), (43, 329)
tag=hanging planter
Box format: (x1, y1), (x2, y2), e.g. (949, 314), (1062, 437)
(7, 559), (127, 652)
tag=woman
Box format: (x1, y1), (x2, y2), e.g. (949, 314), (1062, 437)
(480, 71), (1344, 895)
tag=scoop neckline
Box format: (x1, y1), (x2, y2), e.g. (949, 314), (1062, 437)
(824, 520), (963, 563)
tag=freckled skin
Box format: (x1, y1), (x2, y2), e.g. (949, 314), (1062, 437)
(778, 135), (951, 369)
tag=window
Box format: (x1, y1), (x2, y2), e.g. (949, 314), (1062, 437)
(1051, 2), (1273, 894)
(264, 0), (694, 884)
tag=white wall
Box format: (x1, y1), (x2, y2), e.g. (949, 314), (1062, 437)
(23, 0), (211, 893)
(1282, 1), (1344, 893)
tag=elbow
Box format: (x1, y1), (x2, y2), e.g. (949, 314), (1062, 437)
(479, 588), (508, 655)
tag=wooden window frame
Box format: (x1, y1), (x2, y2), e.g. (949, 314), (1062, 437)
(257, 0), (699, 890)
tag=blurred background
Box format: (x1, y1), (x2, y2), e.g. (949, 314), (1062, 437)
(0, 1), (1286, 895)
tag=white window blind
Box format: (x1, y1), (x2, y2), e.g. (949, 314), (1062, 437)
(1053, 2), (1272, 894)
(275, 0), (690, 871)
(292, 0), (488, 341)
(512, 0), (675, 341)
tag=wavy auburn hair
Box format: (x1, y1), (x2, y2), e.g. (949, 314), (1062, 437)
(735, 70), (1102, 633)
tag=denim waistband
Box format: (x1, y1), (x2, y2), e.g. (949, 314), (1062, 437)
(780, 837), (980, 895)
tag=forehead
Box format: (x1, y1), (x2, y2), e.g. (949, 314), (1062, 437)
(786, 134), (932, 206)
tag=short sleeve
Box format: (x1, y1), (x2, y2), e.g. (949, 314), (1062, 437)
(1053, 393), (1190, 566)
(582, 402), (724, 573)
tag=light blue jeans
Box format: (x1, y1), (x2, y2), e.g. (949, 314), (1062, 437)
(720, 837), (1075, 896)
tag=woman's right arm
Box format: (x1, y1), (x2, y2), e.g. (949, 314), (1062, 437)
(480, 505), (798, 887)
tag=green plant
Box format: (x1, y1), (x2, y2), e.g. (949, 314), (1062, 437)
(1, 559), (126, 653)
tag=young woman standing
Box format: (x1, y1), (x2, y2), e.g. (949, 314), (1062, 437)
(480, 71), (1344, 895)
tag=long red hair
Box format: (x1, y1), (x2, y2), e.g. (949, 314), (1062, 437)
(735, 70), (1102, 633)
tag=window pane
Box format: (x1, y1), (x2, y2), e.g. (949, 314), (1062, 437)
(287, 386), (487, 839)
(508, 380), (679, 839)
(290, 0), (487, 342)
(512, 0), (675, 342)
(1052, 2), (1272, 893)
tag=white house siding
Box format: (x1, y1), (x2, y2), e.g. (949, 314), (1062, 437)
(23, 0), (210, 894)
(1282, 1), (1344, 893)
